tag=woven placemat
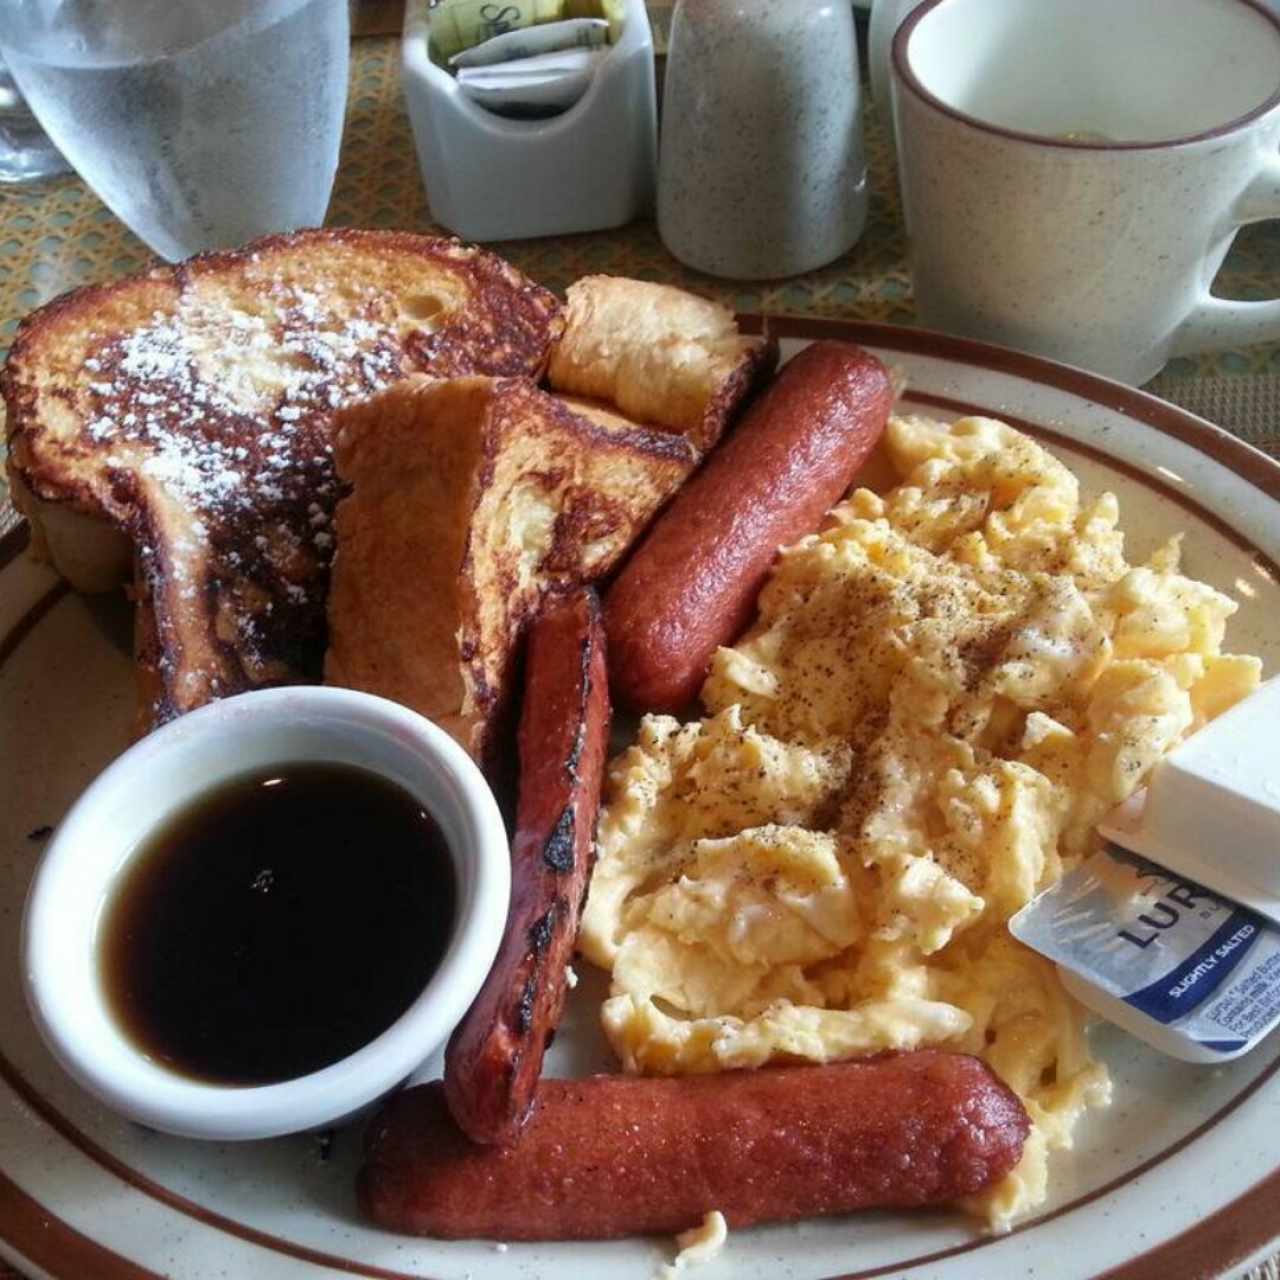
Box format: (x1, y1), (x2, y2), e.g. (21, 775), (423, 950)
(1146, 371), (1280, 459)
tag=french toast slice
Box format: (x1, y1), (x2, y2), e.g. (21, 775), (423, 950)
(2, 229), (563, 725)
(545, 275), (776, 452)
(324, 375), (696, 766)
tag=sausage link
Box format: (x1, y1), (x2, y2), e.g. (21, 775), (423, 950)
(604, 341), (893, 713)
(361, 1052), (1030, 1240)
(442, 586), (611, 1144)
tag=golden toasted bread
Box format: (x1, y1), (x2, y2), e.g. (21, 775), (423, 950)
(2, 229), (563, 726)
(546, 275), (776, 452)
(324, 375), (696, 765)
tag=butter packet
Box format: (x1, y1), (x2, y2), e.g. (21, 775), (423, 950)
(429, 0), (567, 61)
(1010, 845), (1280, 1064)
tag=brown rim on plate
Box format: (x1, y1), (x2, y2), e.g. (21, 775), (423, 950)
(0, 1166), (159, 1280)
(905, 390), (1280, 580)
(0, 524), (30, 578)
(743, 315), (1280, 506)
(1, 1005), (1277, 1280)
(889, 0), (1280, 152)
(0, 1045), (419, 1280)
(0, 581), (66, 671)
(2, 317), (1278, 1280)
(1095, 1164), (1280, 1280)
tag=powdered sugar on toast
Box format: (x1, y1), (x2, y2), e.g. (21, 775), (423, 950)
(88, 282), (406, 544)
(2, 229), (565, 725)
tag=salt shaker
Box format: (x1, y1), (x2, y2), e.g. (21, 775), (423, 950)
(657, 0), (867, 280)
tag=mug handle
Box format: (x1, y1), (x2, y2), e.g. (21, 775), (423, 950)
(1170, 152), (1280, 357)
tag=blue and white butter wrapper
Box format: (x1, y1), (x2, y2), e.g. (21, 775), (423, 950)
(1010, 845), (1280, 1063)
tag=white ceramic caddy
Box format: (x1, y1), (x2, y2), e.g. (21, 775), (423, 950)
(401, 0), (657, 241)
(1, 320), (1279, 1279)
(22, 686), (511, 1142)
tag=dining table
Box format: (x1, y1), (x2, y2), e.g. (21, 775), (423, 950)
(1, 8), (1278, 1279)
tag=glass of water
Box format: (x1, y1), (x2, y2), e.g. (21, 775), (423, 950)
(0, 0), (351, 261)
(0, 50), (72, 183)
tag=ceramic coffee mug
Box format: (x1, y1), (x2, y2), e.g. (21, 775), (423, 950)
(891, 0), (1280, 385)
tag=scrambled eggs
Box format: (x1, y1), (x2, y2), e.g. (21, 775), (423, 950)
(579, 414), (1262, 1226)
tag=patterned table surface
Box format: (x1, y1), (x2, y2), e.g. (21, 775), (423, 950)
(1, 22), (1279, 1280)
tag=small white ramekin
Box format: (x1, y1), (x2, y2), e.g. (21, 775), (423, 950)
(21, 686), (510, 1141)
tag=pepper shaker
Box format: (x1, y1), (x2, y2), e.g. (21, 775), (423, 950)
(657, 0), (867, 280)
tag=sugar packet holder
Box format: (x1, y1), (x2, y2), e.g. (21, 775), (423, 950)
(403, 0), (657, 240)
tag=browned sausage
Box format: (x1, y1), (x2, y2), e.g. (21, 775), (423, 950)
(360, 1052), (1030, 1240)
(442, 586), (610, 1144)
(604, 341), (893, 713)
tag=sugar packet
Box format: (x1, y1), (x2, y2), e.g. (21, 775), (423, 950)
(429, 0), (567, 61)
(450, 17), (609, 67)
(456, 47), (604, 116)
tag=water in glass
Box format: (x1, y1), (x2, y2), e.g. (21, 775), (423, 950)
(0, 50), (72, 183)
(0, 0), (350, 260)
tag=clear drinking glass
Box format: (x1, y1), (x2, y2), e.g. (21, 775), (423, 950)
(0, 0), (351, 261)
(0, 50), (72, 183)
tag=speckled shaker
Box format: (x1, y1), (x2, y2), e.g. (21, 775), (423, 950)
(657, 0), (868, 280)
(892, 0), (1280, 386)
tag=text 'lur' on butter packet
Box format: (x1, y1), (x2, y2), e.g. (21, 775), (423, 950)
(1009, 844), (1280, 1064)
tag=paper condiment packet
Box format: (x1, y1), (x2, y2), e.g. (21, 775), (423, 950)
(456, 47), (604, 116)
(450, 18), (610, 68)
(1010, 844), (1280, 1063)
(429, 0), (568, 62)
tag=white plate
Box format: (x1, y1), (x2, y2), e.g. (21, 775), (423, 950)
(2, 319), (1278, 1280)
